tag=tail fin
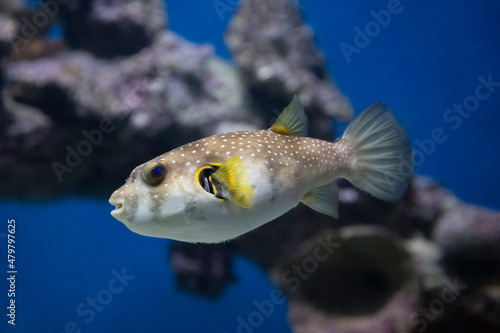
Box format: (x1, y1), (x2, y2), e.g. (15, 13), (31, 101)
(341, 103), (413, 201)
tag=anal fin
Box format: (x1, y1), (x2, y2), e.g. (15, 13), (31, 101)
(301, 181), (339, 218)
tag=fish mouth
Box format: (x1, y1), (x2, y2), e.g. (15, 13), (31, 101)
(109, 198), (125, 218)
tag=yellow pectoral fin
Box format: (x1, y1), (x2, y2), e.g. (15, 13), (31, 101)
(210, 157), (255, 209)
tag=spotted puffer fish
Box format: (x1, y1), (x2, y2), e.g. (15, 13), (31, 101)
(109, 97), (412, 243)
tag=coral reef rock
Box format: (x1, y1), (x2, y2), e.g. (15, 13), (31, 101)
(170, 242), (235, 298)
(274, 227), (419, 333)
(226, 0), (352, 125)
(433, 204), (500, 286)
(272, 227), (415, 315)
(2, 31), (255, 198)
(62, 0), (167, 58)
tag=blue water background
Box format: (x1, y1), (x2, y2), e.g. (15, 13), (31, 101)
(2, 0), (499, 332)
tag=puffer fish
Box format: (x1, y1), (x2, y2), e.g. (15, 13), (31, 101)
(109, 97), (412, 243)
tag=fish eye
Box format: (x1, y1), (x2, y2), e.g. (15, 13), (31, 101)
(142, 163), (166, 186)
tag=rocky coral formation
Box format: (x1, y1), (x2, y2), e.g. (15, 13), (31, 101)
(226, 0), (352, 130)
(433, 204), (500, 286)
(170, 242), (235, 297)
(1, 0), (499, 332)
(2, 33), (256, 198)
(62, 0), (167, 58)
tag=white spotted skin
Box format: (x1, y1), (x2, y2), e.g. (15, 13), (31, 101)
(109, 130), (353, 243)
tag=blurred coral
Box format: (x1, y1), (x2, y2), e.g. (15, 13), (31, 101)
(62, 0), (167, 57)
(226, 0), (352, 123)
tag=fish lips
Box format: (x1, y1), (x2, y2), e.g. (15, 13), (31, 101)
(109, 195), (125, 220)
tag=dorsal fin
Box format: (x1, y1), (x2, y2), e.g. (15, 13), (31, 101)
(209, 157), (256, 209)
(270, 95), (308, 137)
(301, 181), (339, 218)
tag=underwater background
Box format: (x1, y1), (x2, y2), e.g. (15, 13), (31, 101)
(1, 0), (499, 332)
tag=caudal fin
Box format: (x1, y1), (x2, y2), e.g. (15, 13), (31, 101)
(341, 103), (413, 202)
